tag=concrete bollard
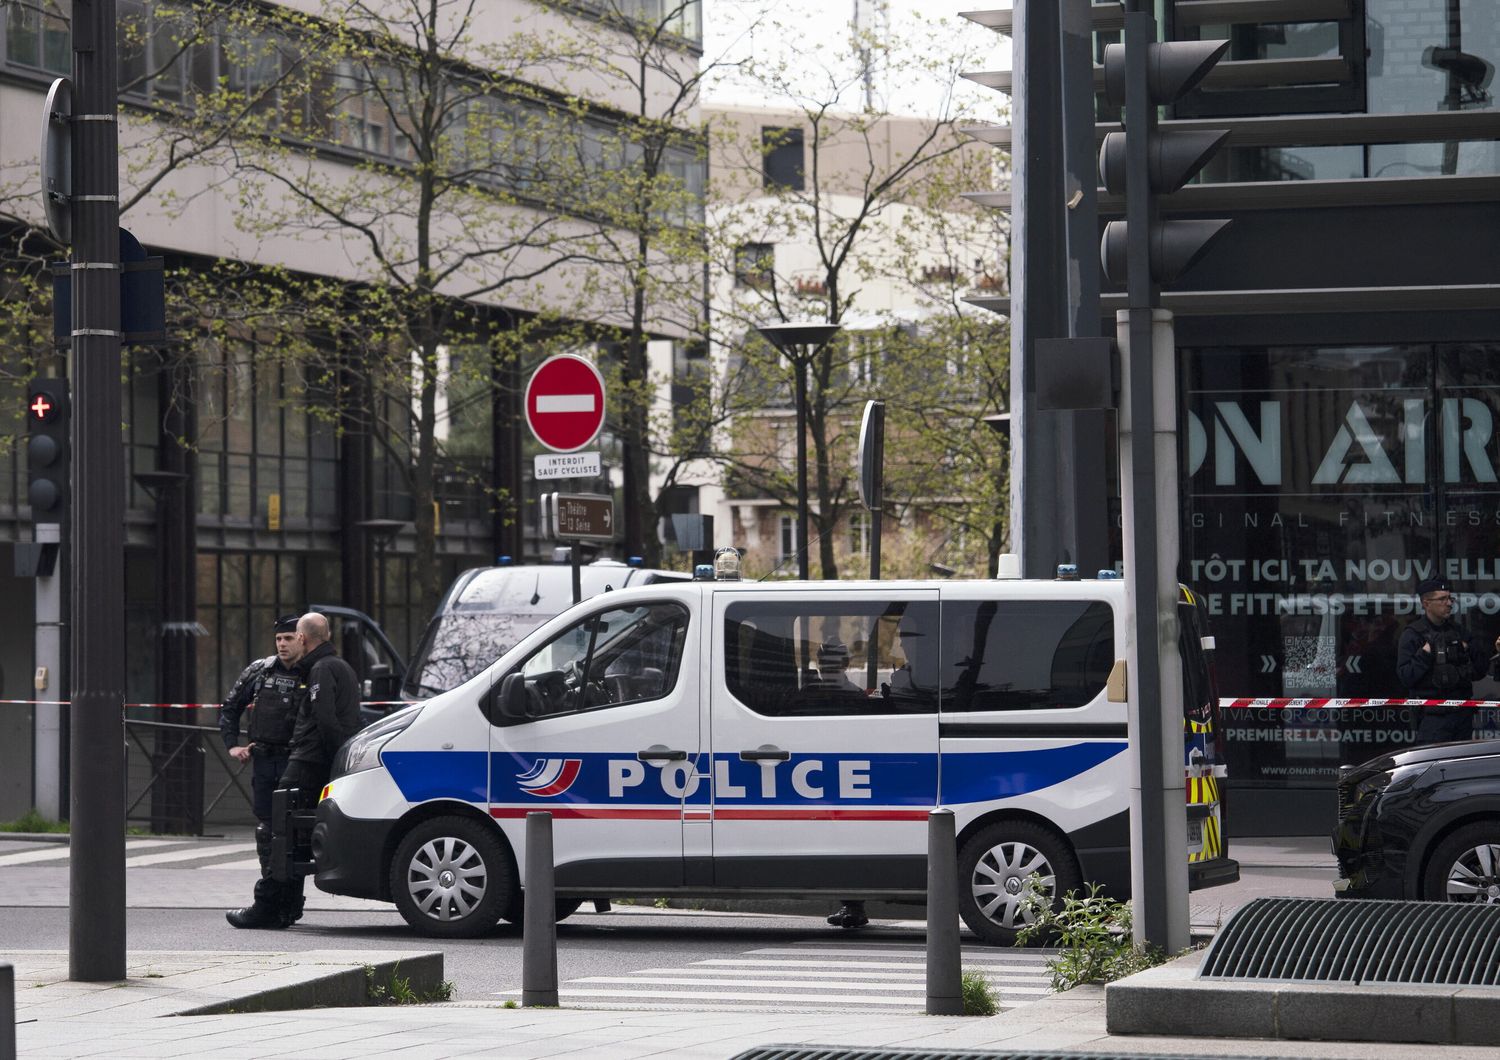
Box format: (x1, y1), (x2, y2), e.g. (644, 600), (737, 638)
(521, 811), (559, 1007)
(2, 961), (14, 1060)
(925, 808), (964, 1015)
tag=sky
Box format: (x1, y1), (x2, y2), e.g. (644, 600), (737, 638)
(699, 0), (1011, 120)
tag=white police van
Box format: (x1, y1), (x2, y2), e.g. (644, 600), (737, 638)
(307, 560), (1236, 944)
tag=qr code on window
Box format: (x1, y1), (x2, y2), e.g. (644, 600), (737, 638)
(1282, 635), (1337, 695)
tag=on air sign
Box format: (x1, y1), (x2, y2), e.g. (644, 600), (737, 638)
(525, 354), (605, 453)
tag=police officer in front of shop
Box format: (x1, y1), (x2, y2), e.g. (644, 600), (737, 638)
(1397, 577), (1499, 744)
(221, 614), (308, 929)
(274, 611), (363, 927)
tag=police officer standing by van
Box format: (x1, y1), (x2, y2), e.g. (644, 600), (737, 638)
(222, 615), (307, 929)
(1398, 577), (1500, 744)
(274, 612), (363, 926)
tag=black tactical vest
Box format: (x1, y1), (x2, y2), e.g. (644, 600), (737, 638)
(248, 664), (305, 748)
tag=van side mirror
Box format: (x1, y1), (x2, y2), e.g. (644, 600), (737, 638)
(499, 672), (530, 721)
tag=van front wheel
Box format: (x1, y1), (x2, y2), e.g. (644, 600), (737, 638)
(957, 821), (1080, 946)
(391, 816), (516, 938)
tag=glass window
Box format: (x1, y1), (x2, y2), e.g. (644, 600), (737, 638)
(938, 600), (1114, 712)
(508, 603), (689, 722)
(724, 599), (939, 716)
(734, 243), (774, 289)
(762, 126), (805, 191)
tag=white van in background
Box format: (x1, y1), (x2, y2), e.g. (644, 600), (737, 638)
(399, 559), (689, 701)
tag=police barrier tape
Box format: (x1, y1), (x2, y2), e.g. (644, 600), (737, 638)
(3, 697), (1498, 711)
(0, 699), (418, 708)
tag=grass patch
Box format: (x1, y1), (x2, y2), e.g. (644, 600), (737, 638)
(365, 964), (455, 1005)
(960, 969), (997, 1016)
(503, 999), (518, 1009)
(0, 809), (68, 833)
(1016, 881), (1179, 990)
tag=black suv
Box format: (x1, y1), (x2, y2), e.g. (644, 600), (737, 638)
(1333, 738), (1500, 903)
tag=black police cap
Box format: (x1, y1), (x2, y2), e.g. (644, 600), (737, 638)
(273, 614), (300, 634)
(1416, 577), (1451, 597)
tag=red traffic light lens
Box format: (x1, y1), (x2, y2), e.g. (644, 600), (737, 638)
(28, 392), (59, 423)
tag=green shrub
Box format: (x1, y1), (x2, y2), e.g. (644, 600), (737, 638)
(960, 969), (997, 1016)
(1015, 881), (1174, 990)
(0, 809), (69, 833)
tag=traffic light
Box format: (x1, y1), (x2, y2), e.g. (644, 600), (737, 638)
(1098, 16), (1232, 289)
(26, 378), (69, 526)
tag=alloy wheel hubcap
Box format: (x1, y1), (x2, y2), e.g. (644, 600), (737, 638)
(408, 837), (488, 921)
(972, 840), (1055, 929)
(1446, 843), (1500, 904)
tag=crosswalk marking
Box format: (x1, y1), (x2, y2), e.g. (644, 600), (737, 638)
(498, 938), (1056, 1014)
(745, 946), (1051, 961)
(198, 857), (263, 871)
(0, 838), (254, 869)
(126, 845), (245, 867)
(0, 839), (185, 867)
(572, 975), (1050, 994)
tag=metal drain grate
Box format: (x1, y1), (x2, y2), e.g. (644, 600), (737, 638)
(1199, 896), (1500, 985)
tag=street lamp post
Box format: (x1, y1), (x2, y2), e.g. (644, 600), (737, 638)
(753, 322), (843, 580)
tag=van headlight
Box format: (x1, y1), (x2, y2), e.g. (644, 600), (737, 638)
(333, 704), (423, 778)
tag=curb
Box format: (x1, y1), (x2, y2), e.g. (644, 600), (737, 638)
(1106, 949), (1500, 1047)
(177, 952), (446, 1016)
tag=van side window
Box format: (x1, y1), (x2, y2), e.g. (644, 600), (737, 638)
(939, 600), (1113, 712)
(724, 600), (938, 716)
(508, 603), (689, 722)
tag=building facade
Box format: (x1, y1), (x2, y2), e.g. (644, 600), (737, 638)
(689, 103), (1010, 579)
(972, 0), (1500, 833)
(0, 0), (705, 822)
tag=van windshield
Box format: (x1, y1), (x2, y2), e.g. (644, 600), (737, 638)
(405, 612), (552, 696)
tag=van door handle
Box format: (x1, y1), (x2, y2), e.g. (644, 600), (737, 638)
(637, 746), (687, 762)
(739, 746), (790, 762)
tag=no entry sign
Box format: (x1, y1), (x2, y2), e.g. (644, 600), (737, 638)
(524, 354), (606, 453)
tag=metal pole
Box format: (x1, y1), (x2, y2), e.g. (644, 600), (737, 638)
(33, 526), (64, 820)
(570, 542), (581, 605)
(69, 0), (126, 983)
(522, 811), (559, 1007)
(1, 962), (14, 1060)
(1117, 309), (1189, 954)
(794, 352), (810, 580)
(925, 809), (963, 1015)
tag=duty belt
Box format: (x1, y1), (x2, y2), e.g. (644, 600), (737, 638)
(250, 742), (291, 758)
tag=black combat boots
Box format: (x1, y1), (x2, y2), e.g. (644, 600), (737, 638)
(225, 902), (287, 929)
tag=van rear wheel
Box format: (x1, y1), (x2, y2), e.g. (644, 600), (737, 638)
(391, 816), (515, 938)
(957, 821), (1080, 946)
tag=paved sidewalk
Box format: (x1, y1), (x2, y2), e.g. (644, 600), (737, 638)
(11, 949), (1500, 1059)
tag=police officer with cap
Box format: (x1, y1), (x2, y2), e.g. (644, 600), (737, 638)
(221, 614), (308, 928)
(273, 612), (363, 927)
(1397, 577), (1500, 744)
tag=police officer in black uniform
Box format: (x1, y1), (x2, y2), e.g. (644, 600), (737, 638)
(222, 615), (308, 929)
(274, 611), (362, 927)
(1397, 577), (1499, 744)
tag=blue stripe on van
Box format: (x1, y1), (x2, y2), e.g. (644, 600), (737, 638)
(379, 743), (1126, 808)
(381, 750), (487, 803)
(940, 741), (1127, 804)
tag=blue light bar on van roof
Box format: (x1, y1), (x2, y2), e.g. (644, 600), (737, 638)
(1056, 564), (1079, 581)
(1098, 569), (1121, 580)
(693, 563), (715, 580)
(497, 554), (513, 566)
(628, 556), (644, 567)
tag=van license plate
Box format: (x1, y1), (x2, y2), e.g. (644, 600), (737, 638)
(1187, 818), (1203, 846)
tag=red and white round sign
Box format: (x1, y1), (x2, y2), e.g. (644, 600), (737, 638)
(524, 354), (606, 453)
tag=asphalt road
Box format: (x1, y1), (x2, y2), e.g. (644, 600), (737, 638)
(0, 832), (1338, 1009)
